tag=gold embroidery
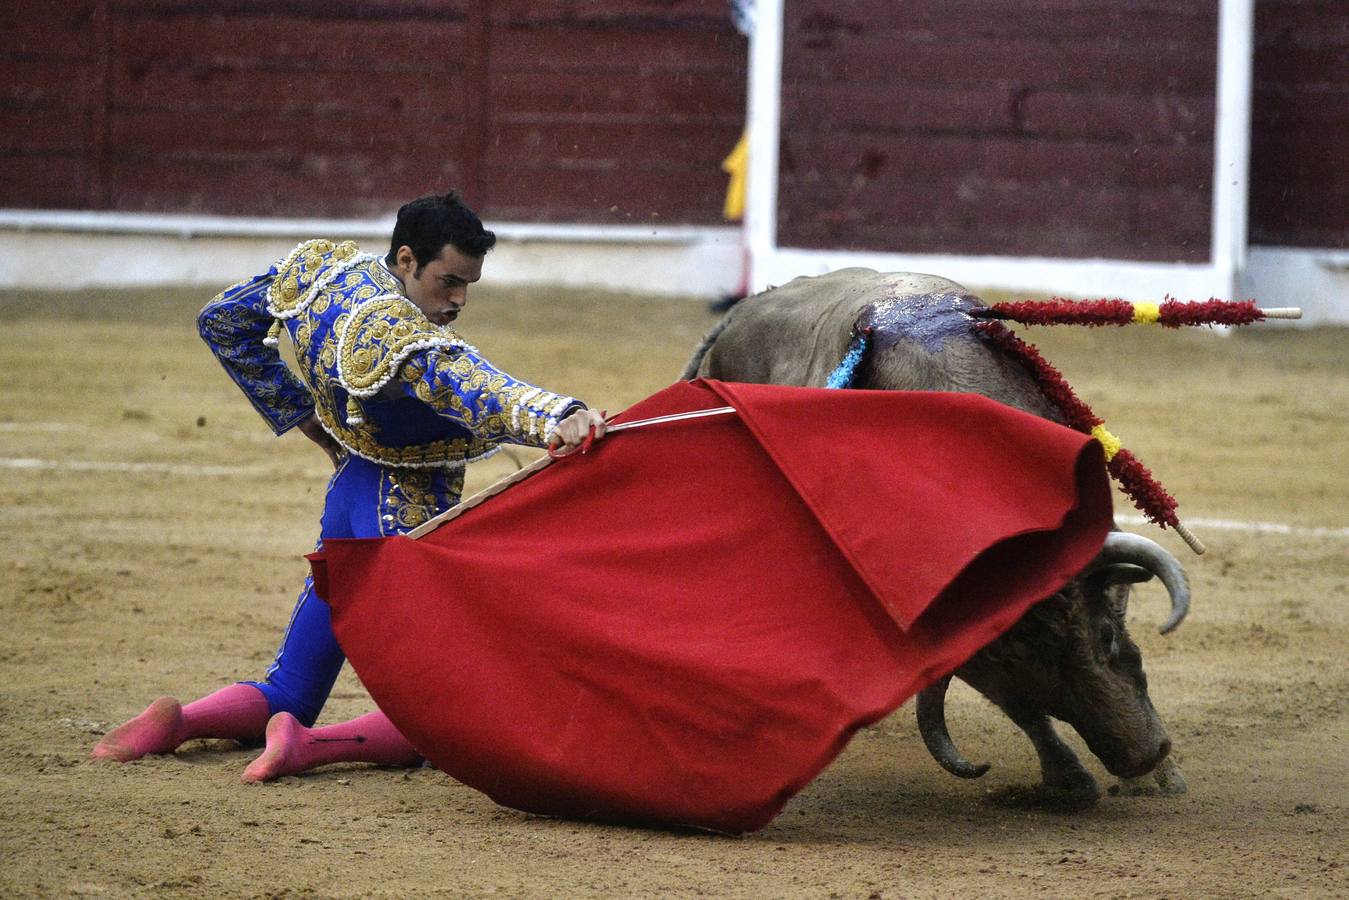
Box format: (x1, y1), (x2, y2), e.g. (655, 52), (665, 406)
(312, 391), (497, 468)
(311, 313), (495, 468)
(267, 239), (364, 317)
(293, 318), (315, 361)
(338, 295), (467, 396)
(378, 467), (465, 535)
(369, 261), (402, 294)
(263, 251), (556, 467)
(398, 346), (564, 445)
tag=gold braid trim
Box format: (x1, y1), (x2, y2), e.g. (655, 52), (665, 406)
(311, 391), (499, 469)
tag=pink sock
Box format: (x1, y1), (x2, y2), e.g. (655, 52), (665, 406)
(242, 710), (421, 782)
(92, 684), (271, 762)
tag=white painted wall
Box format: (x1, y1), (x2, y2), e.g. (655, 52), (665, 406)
(0, 211), (743, 299)
(757, 248), (1234, 303)
(1242, 247), (1349, 324)
(3, 213), (1341, 323)
(1210, 0), (1255, 299)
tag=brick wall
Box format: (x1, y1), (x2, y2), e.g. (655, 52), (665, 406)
(777, 0), (1218, 262)
(1250, 0), (1349, 249)
(5, 1), (1343, 254)
(0, 0), (746, 223)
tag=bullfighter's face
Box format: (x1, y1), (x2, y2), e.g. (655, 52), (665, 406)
(392, 242), (484, 328)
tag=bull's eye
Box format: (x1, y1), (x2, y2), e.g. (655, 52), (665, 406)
(1098, 621), (1120, 658)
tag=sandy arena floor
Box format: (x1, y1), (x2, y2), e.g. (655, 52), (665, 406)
(0, 283), (1345, 898)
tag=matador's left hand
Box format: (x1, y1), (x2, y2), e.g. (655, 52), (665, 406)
(297, 413), (343, 470)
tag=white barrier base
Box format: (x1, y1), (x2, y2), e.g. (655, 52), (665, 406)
(0, 210), (744, 300)
(2, 210), (1343, 324)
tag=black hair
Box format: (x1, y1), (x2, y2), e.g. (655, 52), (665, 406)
(386, 191), (496, 271)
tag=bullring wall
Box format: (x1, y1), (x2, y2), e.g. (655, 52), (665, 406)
(776, 0), (1218, 263)
(1, 0), (746, 225)
(1, 0), (1344, 261)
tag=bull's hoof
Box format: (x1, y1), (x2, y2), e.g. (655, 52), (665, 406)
(1109, 776), (1159, 797)
(986, 781), (1101, 813)
(1153, 755), (1189, 794)
(1110, 755), (1189, 797)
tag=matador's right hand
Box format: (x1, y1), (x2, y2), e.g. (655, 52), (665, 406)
(550, 408), (609, 454)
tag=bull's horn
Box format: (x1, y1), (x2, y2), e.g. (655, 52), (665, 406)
(1099, 532), (1191, 634)
(916, 676), (991, 779)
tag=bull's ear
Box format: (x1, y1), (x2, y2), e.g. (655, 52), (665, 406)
(1096, 563), (1154, 587)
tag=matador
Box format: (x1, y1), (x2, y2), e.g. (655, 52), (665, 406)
(94, 192), (608, 778)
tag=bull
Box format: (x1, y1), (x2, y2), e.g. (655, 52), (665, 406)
(684, 268), (1190, 810)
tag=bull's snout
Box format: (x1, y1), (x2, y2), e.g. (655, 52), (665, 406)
(1104, 736), (1171, 779)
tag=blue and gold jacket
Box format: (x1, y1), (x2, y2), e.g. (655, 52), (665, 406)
(198, 239), (582, 468)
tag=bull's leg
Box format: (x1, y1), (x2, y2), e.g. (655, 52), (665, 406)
(988, 712), (1100, 812)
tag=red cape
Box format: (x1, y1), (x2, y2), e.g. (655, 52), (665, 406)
(312, 379), (1111, 832)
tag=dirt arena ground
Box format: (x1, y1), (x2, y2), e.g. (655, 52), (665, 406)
(1, 281), (1345, 898)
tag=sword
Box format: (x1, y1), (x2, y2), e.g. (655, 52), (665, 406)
(407, 405), (738, 539)
(608, 405), (736, 433)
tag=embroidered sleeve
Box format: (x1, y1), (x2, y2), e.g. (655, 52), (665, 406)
(399, 347), (584, 448)
(197, 269), (314, 435)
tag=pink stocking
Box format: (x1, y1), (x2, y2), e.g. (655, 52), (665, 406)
(92, 684), (271, 762)
(242, 710), (421, 782)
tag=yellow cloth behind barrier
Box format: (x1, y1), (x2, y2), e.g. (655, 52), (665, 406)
(722, 128), (749, 221)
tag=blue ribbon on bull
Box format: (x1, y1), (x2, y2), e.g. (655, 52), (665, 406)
(825, 330), (869, 389)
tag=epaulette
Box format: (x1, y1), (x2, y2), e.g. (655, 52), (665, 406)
(262, 240), (380, 346)
(335, 294), (477, 425)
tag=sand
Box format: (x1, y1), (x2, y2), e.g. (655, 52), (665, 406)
(1, 283), (1345, 898)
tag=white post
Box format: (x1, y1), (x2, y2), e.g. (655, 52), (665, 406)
(1211, 0), (1255, 298)
(746, 0), (784, 292)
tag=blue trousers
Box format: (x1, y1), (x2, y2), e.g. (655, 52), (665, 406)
(244, 455), (461, 725)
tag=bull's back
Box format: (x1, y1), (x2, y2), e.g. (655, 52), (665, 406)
(692, 268), (1060, 421)
(697, 269), (967, 386)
